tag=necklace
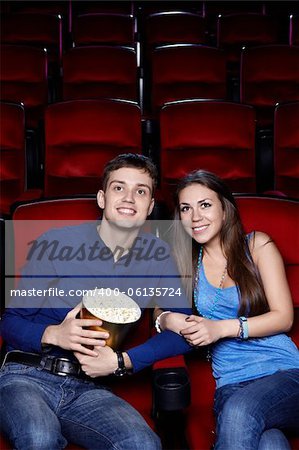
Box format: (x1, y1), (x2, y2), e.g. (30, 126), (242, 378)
(193, 246), (227, 360)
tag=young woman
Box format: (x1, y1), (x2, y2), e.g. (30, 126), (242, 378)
(157, 170), (299, 450)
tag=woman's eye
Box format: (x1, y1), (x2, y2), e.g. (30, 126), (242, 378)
(201, 202), (211, 208)
(180, 206), (190, 213)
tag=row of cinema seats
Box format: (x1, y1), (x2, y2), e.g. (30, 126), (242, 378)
(1, 98), (299, 217)
(1, 194), (299, 449)
(1, 38), (299, 122)
(1, 9), (298, 63)
(1, 1), (299, 46)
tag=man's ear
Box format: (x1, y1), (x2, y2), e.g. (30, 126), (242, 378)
(147, 198), (155, 217)
(97, 190), (105, 209)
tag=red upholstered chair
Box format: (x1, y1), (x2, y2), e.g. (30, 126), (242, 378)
(44, 99), (141, 197)
(0, 102), (41, 216)
(151, 45), (227, 115)
(0, 44), (48, 129)
(217, 14), (280, 71)
(274, 102), (299, 198)
(145, 12), (206, 48)
(72, 13), (135, 47)
(160, 100), (256, 207)
(0, 13), (63, 69)
(290, 15), (299, 46)
(240, 45), (299, 127)
(185, 195), (299, 450)
(62, 46), (138, 102)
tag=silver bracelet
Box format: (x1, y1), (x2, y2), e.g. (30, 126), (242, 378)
(155, 311), (171, 333)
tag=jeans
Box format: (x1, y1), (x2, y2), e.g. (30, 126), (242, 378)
(0, 363), (162, 450)
(214, 369), (299, 450)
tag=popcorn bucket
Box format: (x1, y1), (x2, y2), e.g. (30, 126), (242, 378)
(80, 289), (141, 350)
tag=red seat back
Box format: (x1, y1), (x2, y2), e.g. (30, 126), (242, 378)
(72, 13), (135, 47)
(0, 44), (48, 128)
(160, 100), (256, 204)
(62, 46), (138, 102)
(151, 45), (227, 114)
(235, 196), (299, 307)
(145, 12), (206, 47)
(217, 14), (280, 63)
(44, 99), (141, 197)
(1, 13), (62, 65)
(240, 45), (299, 126)
(0, 102), (25, 215)
(274, 102), (299, 198)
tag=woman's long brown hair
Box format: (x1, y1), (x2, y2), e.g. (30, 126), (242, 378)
(172, 170), (270, 317)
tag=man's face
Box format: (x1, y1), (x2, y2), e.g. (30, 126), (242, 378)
(97, 167), (155, 229)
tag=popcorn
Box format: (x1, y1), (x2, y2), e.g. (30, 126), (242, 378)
(82, 289), (141, 324)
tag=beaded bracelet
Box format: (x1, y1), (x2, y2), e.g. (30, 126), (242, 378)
(155, 311), (171, 333)
(238, 316), (249, 340)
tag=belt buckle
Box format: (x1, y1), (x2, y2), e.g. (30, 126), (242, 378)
(52, 358), (79, 377)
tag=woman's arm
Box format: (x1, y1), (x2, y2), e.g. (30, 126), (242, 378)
(157, 232), (294, 345)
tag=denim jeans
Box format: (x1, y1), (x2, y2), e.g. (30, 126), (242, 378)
(214, 369), (299, 450)
(0, 363), (162, 450)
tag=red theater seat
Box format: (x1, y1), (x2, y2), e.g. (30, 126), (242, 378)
(145, 11), (206, 48)
(0, 13), (62, 68)
(151, 44), (227, 115)
(185, 195), (299, 450)
(160, 100), (256, 206)
(0, 44), (48, 128)
(44, 99), (141, 197)
(0, 102), (41, 216)
(240, 45), (299, 127)
(217, 13), (280, 69)
(274, 102), (299, 198)
(62, 46), (138, 102)
(72, 13), (135, 47)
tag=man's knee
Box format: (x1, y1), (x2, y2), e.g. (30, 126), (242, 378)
(258, 429), (290, 450)
(11, 427), (66, 450)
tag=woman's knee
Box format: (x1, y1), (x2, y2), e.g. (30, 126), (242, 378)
(119, 425), (162, 450)
(218, 393), (262, 430)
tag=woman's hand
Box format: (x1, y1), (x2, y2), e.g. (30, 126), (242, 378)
(74, 346), (118, 377)
(160, 312), (190, 334)
(41, 303), (110, 356)
(180, 315), (223, 346)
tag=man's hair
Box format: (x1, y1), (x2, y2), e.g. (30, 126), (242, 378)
(102, 153), (158, 196)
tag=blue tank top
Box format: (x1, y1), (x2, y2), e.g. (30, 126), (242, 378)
(196, 251), (299, 388)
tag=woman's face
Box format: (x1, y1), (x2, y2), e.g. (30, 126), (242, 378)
(178, 183), (225, 246)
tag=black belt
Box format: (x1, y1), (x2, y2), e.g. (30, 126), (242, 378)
(3, 351), (87, 379)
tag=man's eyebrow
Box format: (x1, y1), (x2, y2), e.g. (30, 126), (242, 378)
(109, 180), (152, 191)
(109, 180), (125, 186)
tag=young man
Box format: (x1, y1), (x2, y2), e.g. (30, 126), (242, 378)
(1, 154), (192, 449)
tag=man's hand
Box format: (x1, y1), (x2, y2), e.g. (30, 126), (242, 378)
(41, 303), (110, 356)
(180, 315), (223, 346)
(74, 346), (118, 377)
